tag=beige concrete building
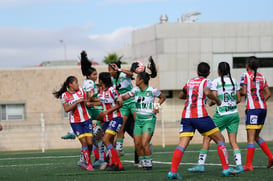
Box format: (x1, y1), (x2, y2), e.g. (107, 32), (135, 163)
(118, 20), (273, 143)
(1, 20), (273, 151)
(0, 65), (161, 151)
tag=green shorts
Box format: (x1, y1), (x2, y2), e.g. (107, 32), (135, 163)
(120, 102), (136, 117)
(87, 106), (103, 120)
(133, 114), (156, 135)
(212, 112), (240, 133)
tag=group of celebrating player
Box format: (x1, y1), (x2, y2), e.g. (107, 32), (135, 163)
(53, 51), (165, 171)
(53, 53), (273, 179)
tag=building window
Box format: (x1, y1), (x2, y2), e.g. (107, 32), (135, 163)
(162, 90), (173, 98)
(0, 104), (25, 121)
(233, 57), (273, 68)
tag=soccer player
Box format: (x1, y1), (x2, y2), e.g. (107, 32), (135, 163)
(188, 62), (243, 173)
(53, 76), (94, 171)
(240, 56), (273, 171)
(118, 57), (165, 170)
(167, 62), (239, 180)
(109, 61), (137, 156)
(80, 51), (105, 167)
(97, 72), (124, 171)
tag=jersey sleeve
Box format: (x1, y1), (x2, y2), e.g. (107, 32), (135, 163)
(263, 76), (268, 89)
(128, 86), (137, 97)
(205, 79), (212, 89)
(210, 79), (218, 91)
(152, 87), (161, 97)
(240, 73), (247, 86)
(83, 80), (95, 92)
(81, 88), (87, 99)
(61, 93), (69, 104)
(110, 87), (120, 101)
(234, 79), (240, 91)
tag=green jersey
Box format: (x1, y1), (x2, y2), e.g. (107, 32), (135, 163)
(82, 79), (102, 113)
(112, 72), (134, 104)
(129, 86), (161, 119)
(210, 76), (240, 115)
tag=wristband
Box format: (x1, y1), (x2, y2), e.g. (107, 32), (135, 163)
(154, 103), (161, 109)
(118, 68), (121, 72)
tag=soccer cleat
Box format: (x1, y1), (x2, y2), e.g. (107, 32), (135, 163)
(61, 132), (76, 139)
(143, 166), (152, 170)
(77, 154), (86, 167)
(167, 171), (182, 180)
(78, 162), (94, 171)
(267, 156), (273, 168)
(222, 168), (238, 176)
(117, 149), (125, 156)
(104, 164), (120, 171)
(187, 165), (205, 172)
(243, 165), (254, 171)
(236, 165), (244, 173)
(78, 161), (87, 169)
(118, 165), (125, 171)
(99, 162), (109, 170)
(93, 159), (104, 167)
(83, 164), (94, 171)
(134, 162), (143, 169)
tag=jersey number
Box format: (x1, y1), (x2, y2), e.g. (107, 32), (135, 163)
(223, 92), (236, 102)
(186, 94), (198, 108)
(251, 88), (264, 101)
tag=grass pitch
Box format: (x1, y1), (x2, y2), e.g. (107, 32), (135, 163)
(0, 142), (273, 181)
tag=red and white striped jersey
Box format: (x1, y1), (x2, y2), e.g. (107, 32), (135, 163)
(61, 88), (91, 123)
(98, 86), (121, 122)
(182, 77), (210, 118)
(240, 71), (268, 110)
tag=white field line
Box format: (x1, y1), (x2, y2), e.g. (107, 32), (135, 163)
(0, 160), (267, 169)
(0, 148), (256, 161)
(0, 148), (267, 169)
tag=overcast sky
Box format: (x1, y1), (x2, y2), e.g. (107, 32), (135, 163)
(0, 0), (273, 68)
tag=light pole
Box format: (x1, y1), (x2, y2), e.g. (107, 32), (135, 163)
(59, 40), (67, 60)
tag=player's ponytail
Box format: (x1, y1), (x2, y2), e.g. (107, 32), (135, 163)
(218, 62), (235, 91)
(80, 51), (96, 77)
(53, 76), (77, 99)
(147, 56), (157, 78)
(138, 56), (157, 85)
(246, 56), (259, 82)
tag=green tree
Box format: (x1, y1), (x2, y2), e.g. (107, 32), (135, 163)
(102, 53), (126, 64)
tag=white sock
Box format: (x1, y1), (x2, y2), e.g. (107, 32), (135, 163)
(116, 142), (123, 151)
(69, 127), (74, 134)
(234, 149), (242, 166)
(198, 153), (207, 165)
(144, 159), (152, 167)
(98, 140), (105, 161)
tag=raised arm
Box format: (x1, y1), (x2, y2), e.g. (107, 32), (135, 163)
(111, 64), (133, 77)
